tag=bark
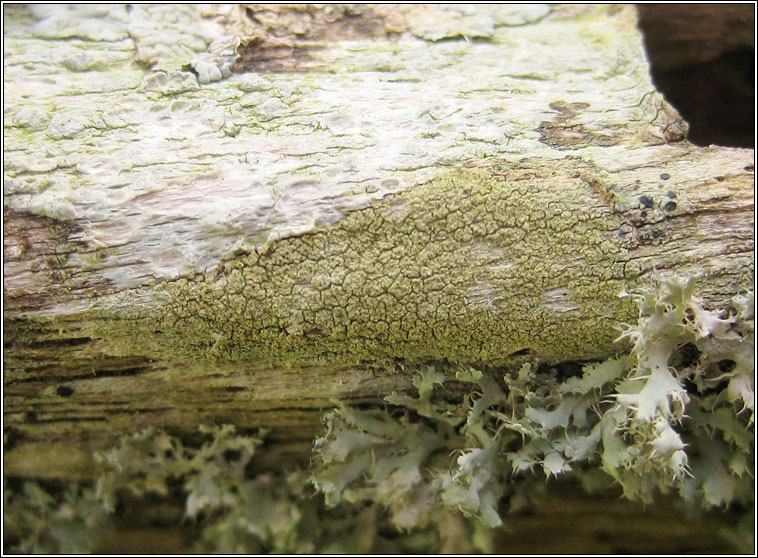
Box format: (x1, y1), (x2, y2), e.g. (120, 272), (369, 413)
(2, 5), (754, 550)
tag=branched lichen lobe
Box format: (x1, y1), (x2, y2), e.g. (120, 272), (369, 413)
(98, 159), (640, 365)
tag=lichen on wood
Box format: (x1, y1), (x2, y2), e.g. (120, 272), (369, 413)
(3, 275), (754, 553)
(2, 6), (754, 551)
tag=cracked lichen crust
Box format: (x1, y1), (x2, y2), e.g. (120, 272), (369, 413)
(312, 274), (754, 536)
(97, 158), (638, 365)
(4, 3), (681, 294)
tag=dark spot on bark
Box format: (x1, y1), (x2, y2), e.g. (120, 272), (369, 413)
(663, 201), (677, 211)
(537, 101), (616, 149)
(638, 195), (654, 209)
(593, 530), (612, 542)
(56, 385), (74, 397)
(660, 173), (671, 180)
(666, 190), (677, 199)
(36, 416), (106, 424)
(715, 176), (725, 182)
(549, 101), (590, 113)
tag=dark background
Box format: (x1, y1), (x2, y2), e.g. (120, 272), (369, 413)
(636, 3), (755, 148)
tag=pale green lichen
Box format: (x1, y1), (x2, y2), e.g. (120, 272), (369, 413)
(4, 273), (754, 553)
(4, 424), (490, 554)
(3, 275), (753, 553)
(93, 159), (640, 366)
(312, 274), (754, 526)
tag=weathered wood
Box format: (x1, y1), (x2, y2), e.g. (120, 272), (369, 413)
(2, 4), (754, 554)
(3, 1), (754, 482)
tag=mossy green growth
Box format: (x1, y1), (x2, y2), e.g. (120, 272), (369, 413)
(95, 158), (638, 366)
(6, 275), (752, 554)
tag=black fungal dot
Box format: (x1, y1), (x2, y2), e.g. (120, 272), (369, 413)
(660, 173), (670, 180)
(56, 385), (74, 397)
(639, 195), (654, 208)
(640, 210), (648, 218)
(666, 190), (677, 199)
(745, 165), (754, 172)
(715, 176), (725, 182)
(664, 201), (677, 211)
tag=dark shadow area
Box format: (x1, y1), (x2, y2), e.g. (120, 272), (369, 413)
(637, 4), (755, 148)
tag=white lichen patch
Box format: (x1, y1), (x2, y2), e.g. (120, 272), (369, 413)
(30, 4), (131, 41)
(465, 281), (503, 309)
(542, 286), (580, 314)
(3, 4), (742, 302)
(405, 4), (552, 41)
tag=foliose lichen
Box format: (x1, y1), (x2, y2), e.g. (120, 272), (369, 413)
(3, 424), (489, 554)
(4, 275), (753, 553)
(313, 274), (754, 519)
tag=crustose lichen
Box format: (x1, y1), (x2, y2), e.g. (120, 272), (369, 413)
(3, 275), (754, 553)
(312, 273), (754, 532)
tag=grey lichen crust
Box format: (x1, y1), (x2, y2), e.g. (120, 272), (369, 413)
(3, 4), (752, 374)
(5, 3), (689, 298)
(94, 158), (638, 365)
(27, 4), (240, 81)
